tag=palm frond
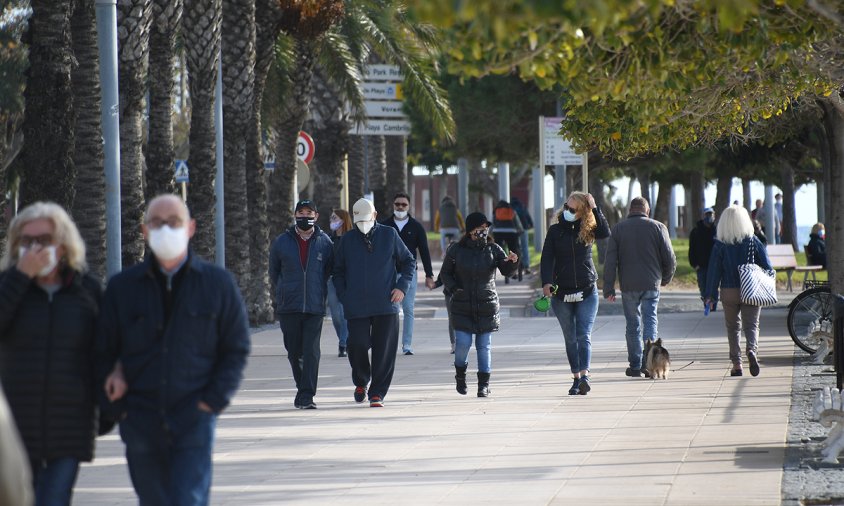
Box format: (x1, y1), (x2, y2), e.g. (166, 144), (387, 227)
(317, 30), (366, 125)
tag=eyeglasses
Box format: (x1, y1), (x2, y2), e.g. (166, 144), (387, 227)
(146, 217), (184, 230)
(19, 234), (54, 248)
(393, 202), (409, 208)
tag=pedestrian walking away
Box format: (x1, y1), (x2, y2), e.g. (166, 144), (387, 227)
(327, 209), (354, 357)
(0, 202), (101, 506)
(96, 195), (251, 505)
(440, 212), (518, 397)
(269, 200), (334, 409)
(704, 204), (772, 377)
(603, 197), (677, 379)
(689, 207), (717, 306)
(492, 200), (524, 283)
(540, 192), (610, 396)
(434, 196), (465, 259)
(511, 197), (534, 274)
(333, 198), (415, 408)
(382, 192), (436, 355)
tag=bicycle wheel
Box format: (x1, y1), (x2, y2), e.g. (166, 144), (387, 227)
(787, 286), (834, 354)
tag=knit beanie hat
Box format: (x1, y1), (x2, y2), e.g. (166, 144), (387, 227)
(465, 212), (491, 232)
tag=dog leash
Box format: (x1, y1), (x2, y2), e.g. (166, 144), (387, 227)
(671, 360), (695, 372)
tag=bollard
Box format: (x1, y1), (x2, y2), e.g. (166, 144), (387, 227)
(834, 295), (844, 390)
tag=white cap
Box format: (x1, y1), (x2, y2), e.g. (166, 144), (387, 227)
(353, 198), (375, 223)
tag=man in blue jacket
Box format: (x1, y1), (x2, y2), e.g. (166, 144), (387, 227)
(382, 192), (435, 355)
(334, 198), (415, 407)
(269, 200), (334, 409)
(97, 194), (250, 505)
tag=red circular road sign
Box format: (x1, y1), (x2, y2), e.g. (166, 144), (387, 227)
(297, 131), (315, 165)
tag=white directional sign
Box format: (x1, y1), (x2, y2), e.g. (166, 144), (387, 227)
(364, 64), (403, 81)
(362, 82), (402, 100)
(363, 100), (405, 118)
(352, 119), (411, 136)
(542, 116), (582, 165)
(174, 160), (189, 183)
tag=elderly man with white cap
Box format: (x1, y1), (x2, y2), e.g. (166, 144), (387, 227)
(332, 198), (415, 407)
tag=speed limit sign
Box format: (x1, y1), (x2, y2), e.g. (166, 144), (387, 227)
(297, 131), (315, 164)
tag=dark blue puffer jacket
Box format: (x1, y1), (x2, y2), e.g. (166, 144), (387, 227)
(332, 223), (415, 319)
(269, 225), (334, 316)
(704, 236), (772, 298)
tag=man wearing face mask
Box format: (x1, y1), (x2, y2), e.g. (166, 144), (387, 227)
(96, 194), (250, 505)
(333, 198), (415, 408)
(381, 192), (436, 356)
(689, 207), (718, 305)
(268, 200), (334, 409)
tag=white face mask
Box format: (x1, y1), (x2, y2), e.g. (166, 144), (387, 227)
(20, 245), (58, 277)
(148, 225), (189, 261)
(394, 210), (408, 220)
(563, 210), (577, 222)
(356, 220), (374, 235)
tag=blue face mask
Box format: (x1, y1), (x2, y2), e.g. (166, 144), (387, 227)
(563, 210), (577, 222)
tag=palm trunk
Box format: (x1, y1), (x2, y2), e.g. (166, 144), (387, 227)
(117, 0), (152, 267)
(21, 0), (76, 210)
(346, 135), (365, 201)
(221, 0), (256, 296)
(385, 135), (407, 204)
(184, 0), (223, 261)
(368, 135), (386, 214)
(310, 68), (347, 230)
(146, 0), (183, 199)
(779, 162), (798, 251)
(821, 99), (844, 294)
(70, 0), (106, 279)
(267, 38), (317, 238)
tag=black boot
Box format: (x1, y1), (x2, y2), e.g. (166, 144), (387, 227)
(455, 366), (467, 395)
(477, 372), (490, 397)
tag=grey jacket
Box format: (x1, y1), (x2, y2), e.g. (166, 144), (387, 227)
(603, 214), (676, 296)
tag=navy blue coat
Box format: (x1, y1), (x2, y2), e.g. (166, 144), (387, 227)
(704, 236), (772, 299)
(269, 225), (334, 316)
(96, 253), (250, 423)
(332, 223), (415, 319)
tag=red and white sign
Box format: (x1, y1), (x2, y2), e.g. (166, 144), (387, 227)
(297, 131), (315, 164)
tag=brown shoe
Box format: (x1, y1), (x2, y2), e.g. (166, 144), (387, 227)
(730, 368), (743, 377)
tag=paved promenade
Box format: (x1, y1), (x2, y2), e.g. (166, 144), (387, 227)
(74, 301), (796, 505)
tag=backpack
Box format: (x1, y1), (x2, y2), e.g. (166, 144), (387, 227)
(494, 206), (516, 222)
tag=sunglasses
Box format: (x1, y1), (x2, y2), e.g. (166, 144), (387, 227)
(564, 204), (578, 212)
(19, 234), (54, 248)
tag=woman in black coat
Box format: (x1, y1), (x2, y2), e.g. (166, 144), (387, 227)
(540, 192), (610, 396)
(440, 212), (519, 397)
(0, 202), (102, 506)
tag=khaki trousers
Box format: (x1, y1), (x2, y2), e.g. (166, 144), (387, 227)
(719, 288), (761, 367)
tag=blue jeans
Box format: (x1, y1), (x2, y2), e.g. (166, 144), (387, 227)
(621, 290), (661, 370)
(551, 290), (599, 373)
(454, 330), (492, 373)
(399, 269), (418, 352)
(120, 409), (217, 506)
(440, 228), (460, 256)
(326, 278), (348, 347)
(32, 457), (79, 506)
(519, 231), (530, 270)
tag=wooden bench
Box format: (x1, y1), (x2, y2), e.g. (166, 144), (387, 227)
(766, 244), (823, 292)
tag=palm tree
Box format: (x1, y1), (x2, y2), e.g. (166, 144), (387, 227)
(20, 0), (76, 210)
(116, 0), (152, 267)
(146, 0), (183, 199)
(385, 136), (407, 203)
(70, 0), (106, 279)
(221, 0), (255, 297)
(184, 0), (222, 260)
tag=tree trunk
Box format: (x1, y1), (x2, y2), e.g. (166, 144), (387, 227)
(267, 38), (317, 238)
(309, 68), (347, 231)
(146, 0), (183, 199)
(184, 0), (223, 261)
(385, 135), (407, 206)
(635, 167), (651, 205)
(21, 0), (76, 210)
(347, 135), (365, 201)
(368, 136), (387, 215)
(221, 0), (256, 297)
(243, 0), (281, 324)
(741, 177), (752, 213)
(653, 182), (670, 226)
(70, 0), (106, 279)
(779, 162), (798, 251)
(116, 0), (152, 267)
(713, 175), (732, 218)
(821, 99), (844, 294)
(688, 172), (705, 227)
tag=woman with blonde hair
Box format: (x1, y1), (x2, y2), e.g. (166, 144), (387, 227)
(328, 209), (354, 356)
(704, 205), (772, 377)
(540, 192), (610, 395)
(0, 202), (102, 505)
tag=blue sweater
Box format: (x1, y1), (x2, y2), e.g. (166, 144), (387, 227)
(332, 223), (415, 319)
(704, 236), (772, 299)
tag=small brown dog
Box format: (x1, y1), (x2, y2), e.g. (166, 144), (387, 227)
(644, 338), (670, 379)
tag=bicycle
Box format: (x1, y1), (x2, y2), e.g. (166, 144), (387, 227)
(787, 280), (833, 354)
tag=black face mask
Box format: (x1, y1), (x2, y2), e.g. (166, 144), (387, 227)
(296, 217), (315, 231)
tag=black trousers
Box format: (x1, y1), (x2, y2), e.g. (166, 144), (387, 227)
(279, 313), (324, 401)
(347, 314), (400, 400)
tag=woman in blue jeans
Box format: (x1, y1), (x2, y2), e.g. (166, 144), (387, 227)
(328, 209), (353, 357)
(439, 212), (519, 397)
(540, 192), (610, 395)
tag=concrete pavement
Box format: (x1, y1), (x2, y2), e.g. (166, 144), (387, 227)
(74, 303), (796, 505)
